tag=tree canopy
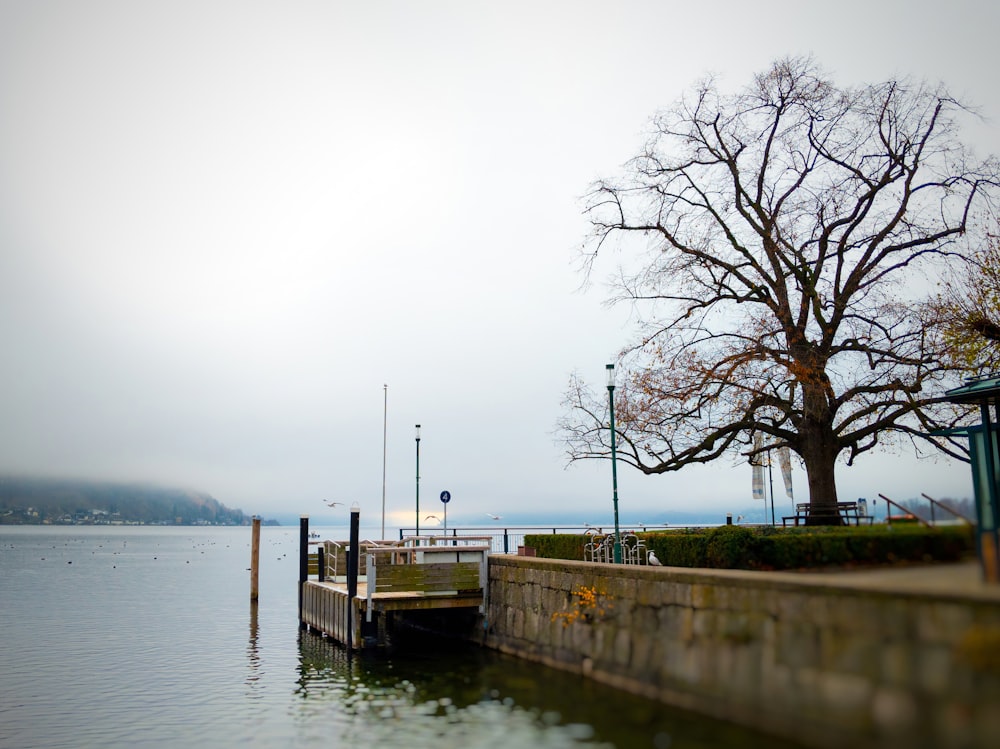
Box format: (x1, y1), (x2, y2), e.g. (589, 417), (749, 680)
(561, 57), (999, 521)
(931, 226), (1000, 372)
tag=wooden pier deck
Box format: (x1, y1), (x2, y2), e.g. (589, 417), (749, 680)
(299, 535), (490, 649)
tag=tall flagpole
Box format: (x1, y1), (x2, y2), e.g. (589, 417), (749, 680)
(768, 449), (776, 526)
(381, 384), (387, 539)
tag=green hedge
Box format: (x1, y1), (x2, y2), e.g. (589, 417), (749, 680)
(523, 524), (975, 571)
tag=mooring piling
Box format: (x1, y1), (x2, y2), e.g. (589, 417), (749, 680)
(298, 515), (309, 626)
(250, 516), (261, 602)
(346, 507), (360, 651)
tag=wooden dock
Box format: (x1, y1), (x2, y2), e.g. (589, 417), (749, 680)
(299, 532), (490, 649)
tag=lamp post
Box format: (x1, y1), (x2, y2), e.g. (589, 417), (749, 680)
(381, 384), (388, 539)
(415, 424), (421, 537)
(607, 364), (622, 564)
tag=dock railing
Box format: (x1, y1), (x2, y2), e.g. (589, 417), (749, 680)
(365, 535), (491, 621)
(398, 525), (673, 555)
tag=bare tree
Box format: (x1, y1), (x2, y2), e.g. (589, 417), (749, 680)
(561, 57), (998, 524)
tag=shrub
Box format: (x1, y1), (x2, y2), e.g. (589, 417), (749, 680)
(705, 525), (759, 568)
(524, 533), (588, 561)
(527, 525), (975, 570)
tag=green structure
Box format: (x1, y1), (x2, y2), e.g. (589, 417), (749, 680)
(944, 374), (1000, 583)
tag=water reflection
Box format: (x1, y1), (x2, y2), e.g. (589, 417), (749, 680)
(246, 601), (262, 696)
(295, 630), (805, 749)
(4, 527), (806, 749)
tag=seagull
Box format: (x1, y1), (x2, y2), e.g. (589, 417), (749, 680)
(424, 514), (441, 524)
(486, 513), (502, 520)
(323, 500), (343, 508)
(648, 550), (662, 566)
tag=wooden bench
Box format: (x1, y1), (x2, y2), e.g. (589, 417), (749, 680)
(782, 502), (874, 526)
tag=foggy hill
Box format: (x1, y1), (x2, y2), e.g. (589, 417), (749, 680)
(0, 476), (251, 525)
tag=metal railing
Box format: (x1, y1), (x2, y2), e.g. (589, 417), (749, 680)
(397, 525), (671, 555)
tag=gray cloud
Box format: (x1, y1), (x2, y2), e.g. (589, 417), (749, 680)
(1, 1), (992, 520)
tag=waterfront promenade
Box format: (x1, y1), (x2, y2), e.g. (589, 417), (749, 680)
(765, 559), (999, 600)
(486, 555), (1000, 749)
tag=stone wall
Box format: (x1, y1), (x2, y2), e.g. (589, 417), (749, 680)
(484, 556), (1000, 749)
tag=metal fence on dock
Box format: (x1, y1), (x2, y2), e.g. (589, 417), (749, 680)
(397, 525), (673, 555)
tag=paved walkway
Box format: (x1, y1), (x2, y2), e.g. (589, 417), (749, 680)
(788, 560), (1000, 602)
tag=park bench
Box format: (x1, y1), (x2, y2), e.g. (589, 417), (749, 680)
(782, 501), (874, 526)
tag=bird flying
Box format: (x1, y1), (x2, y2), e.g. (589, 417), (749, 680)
(486, 513), (502, 520)
(323, 500), (343, 508)
(648, 550), (662, 566)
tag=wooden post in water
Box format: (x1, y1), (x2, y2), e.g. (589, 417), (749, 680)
(346, 507), (360, 651)
(250, 516), (261, 602)
(298, 515), (308, 627)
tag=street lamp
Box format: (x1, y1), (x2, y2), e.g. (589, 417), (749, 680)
(415, 424), (421, 537)
(607, 364), (622, 564)
(381, 384), (388, 540)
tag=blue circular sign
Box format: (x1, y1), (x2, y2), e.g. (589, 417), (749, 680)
(440, 490), (451, 504)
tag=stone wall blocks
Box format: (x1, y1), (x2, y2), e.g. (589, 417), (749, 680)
(819, 629), (881, 680)
(972, 702), (1000, 748)
(690, 582), (716, 609)
(773, 620), (820, 670)
(613, 627), (631, 668)
(875, 598), (918, 640)
(917, 645), (953, 695)
(822, 593), (866, 631)
(524, 609), (540, 642)
(485, 556), (1000, 749)
(570, 619), (594, 656)
(916, 601), (975, 644)
(512, 607), (526, 640)
(878, 642), (914, 687)
(610, 575), (637, 603)
(816, 670), (875, 717)
(663, 579), (693, 607)
(629, 629), (656, 677)
(718, 611), (763, 647)
(778, 589), (845, 627)
(655, 604), (692, 643)
(691, 608), (717, 640)
(635, 578), (662, 607)
(871, 687), (919, 736)
(523, 587), (536, 611)
(542, 586), (565, 614)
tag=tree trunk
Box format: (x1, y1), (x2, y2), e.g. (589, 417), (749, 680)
(798, 375), (842, 526)
(805, 444), (843, 525)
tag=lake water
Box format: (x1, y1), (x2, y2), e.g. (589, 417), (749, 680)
(0, 526), (805, 748)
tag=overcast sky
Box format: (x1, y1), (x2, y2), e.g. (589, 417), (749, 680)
(1, 1), (996, 527)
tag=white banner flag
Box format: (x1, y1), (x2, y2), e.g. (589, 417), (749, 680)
(751, 433), (765, 500)
(778, 446), (793, 499)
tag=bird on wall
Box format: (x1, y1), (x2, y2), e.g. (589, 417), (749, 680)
(323, 500), (343, 508)
(648, 550), (662, 566)
(486, 513), (502, 520)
